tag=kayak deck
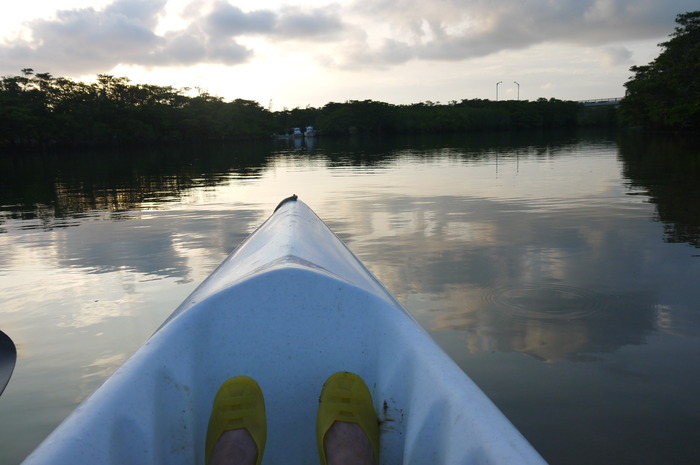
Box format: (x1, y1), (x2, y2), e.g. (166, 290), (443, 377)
(23, 199), (547, 465)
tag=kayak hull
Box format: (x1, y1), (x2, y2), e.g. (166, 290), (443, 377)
(23, 199), (547, 465)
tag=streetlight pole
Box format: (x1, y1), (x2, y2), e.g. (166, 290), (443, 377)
(496, 81), (502, 101)
(514, 81), (520, 100)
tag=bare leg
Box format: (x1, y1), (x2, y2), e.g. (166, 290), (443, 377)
(324, 421), (375, 465)
(210, 429), (258, 465)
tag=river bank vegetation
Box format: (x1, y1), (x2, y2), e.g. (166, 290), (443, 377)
(1, 70), (611, 151)
(620, 10), (700, 130)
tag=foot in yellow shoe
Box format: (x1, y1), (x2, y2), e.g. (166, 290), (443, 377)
(206, 376), (266, 465)
(317, 372), (379, 465)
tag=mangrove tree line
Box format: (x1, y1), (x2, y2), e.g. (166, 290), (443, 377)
(620, 10), (700, 130)
(2, 69), (604, 150)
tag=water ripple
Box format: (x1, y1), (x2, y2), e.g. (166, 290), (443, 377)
(485, 284), (607, 321)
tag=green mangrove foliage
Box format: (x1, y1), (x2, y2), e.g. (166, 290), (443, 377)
(267, 98), (591, 137)
(621, 11), (700, 130)
(0, 71), (274, 148)
(2, 69), (598, 150)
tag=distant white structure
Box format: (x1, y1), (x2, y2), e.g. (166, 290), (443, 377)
(579, 98), (623, 107)
(272, 126), (318, 140)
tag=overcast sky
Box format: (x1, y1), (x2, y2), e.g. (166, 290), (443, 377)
(0, 0), (696, 108)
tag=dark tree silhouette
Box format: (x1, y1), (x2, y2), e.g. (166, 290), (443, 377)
(621, 11), (700, 130)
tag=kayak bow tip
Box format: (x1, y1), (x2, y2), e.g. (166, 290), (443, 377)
(274, 194), (299, 212)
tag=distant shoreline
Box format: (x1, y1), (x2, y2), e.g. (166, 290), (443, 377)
(1, 71), (622, 152)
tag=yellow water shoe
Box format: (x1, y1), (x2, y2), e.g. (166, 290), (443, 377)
(205, 376), (266, 465)
(316, 372), (379, 465)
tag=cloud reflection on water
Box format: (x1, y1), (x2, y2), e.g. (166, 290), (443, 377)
(330, 193), (673, 362)
(2, 136), (697, 365)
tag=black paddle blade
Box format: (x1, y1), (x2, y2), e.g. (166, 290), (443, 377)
(0, 329), (17, 396)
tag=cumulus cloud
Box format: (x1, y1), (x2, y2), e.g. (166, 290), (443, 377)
(203, 2), (275, 37)
(0, 0), (167, 74)
(274, 6), (345, 41)
(0, 0), (695, 74)
(336, 0), (699, 68)
(201, 1), (345, 40)
(0, 0), (347, 74)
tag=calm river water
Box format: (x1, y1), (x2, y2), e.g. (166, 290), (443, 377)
(1, 130), (699, 464)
